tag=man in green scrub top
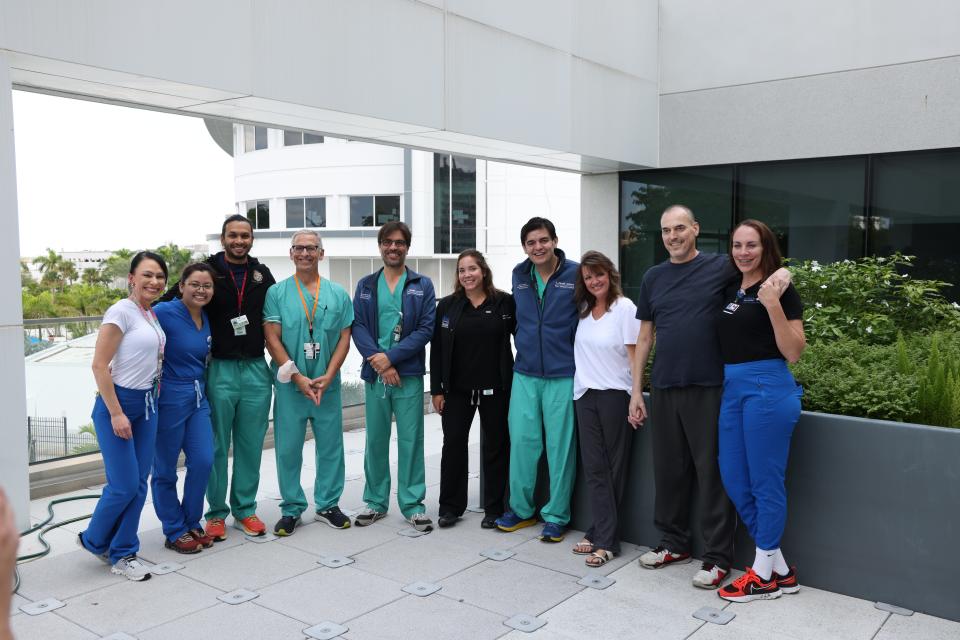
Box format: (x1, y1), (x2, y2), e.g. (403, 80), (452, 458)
(351, 221), (436, 532)
(263, 230), (354, 536)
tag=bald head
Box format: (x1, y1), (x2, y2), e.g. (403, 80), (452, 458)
(661, 204), (696, 227)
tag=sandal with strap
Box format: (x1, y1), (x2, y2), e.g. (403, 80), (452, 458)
(585, 549), (613, 568)
(572, 540), (594, 555)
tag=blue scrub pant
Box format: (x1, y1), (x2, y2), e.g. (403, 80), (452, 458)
(152, 381), (214, 542)
(81, 385), (157, 564)
(718, 359), (802, 550)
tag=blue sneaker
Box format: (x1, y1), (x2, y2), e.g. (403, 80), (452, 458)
(539, 522), (566, 543)
(495, 510), (536, 532)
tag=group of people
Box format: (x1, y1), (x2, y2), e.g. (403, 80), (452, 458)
(76, 205), (806, 605)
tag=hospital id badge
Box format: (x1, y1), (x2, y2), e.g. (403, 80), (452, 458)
(304, 342), (320, 360)
(722, 302), (740, 315)
(231, 315), (249, 336)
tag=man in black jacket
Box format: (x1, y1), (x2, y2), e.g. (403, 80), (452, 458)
(159, 214), (275, 540)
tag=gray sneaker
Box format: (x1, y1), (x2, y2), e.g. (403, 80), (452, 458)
(407, 512), (434, 533)
(354, 507), (386, 527)
(111, 555), (151, 581)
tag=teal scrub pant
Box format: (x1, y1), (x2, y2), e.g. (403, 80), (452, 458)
(273, 381), (345, 517)
(205, 357), (273, 521)
(507, 372), (576, 526)
(362, 376), (426, 518)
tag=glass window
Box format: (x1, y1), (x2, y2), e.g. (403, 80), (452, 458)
(284, 130), (303, 146)
(434, 155), (451, 253)
(304, 132), (324, 144)
(285, 198), (305, 228)
(619, 166), (734, 301)
(350, 196), (374, 226)
(245, 200), (270, 230)
(243, 126), (255, 153)
(254, 126), (268, 151)
(871, 150), (960, 299)
(738, 157), (866, 264)
(305, 197), (326, 227)
(451, 156), (477, 253)
(375, 195), (400, 226)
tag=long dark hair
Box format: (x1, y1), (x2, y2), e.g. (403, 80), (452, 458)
(574, 251), (623, 318)
(730, 219), (783, 279)
(452, 249), (498, 300)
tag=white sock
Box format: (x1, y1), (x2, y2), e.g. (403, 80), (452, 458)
(753, 547), (777, 581)
(773, 548), (789, 576)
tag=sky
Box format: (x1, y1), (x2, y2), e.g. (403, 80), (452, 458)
(13, 91), (235, 257)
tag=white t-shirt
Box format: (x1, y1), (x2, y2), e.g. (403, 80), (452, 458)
(102, 299), (165, 391)
(573, 297), (641, 400)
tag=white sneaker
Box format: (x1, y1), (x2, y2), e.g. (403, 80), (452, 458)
(353, 507), (386, 527)
(111, 555), (151, 581)
(692, 562), (728, 589)
(407, 512), (434, 533)
(638, 546), (692, 569)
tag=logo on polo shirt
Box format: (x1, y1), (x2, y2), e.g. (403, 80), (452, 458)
(252, 270), (263, 283)
(406, 289), (424, 296)
(554, 281), (574, 289)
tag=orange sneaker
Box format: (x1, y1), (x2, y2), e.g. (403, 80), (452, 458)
(234, 514), (266, 536)
(205, 518), (227, 542)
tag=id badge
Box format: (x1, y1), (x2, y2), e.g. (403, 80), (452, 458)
(304, 342), (320, 360)
(723, 302), (740, 315)
(231, 315), (249, 336)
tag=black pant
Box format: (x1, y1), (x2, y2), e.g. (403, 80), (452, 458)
(439, 388), (510, 517)
(575, 389), (633, 554)
(651, 385), (735, 569)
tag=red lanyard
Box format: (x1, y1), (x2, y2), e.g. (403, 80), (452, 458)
(232, 269), (248, 315)
(294, 276), (321, 339)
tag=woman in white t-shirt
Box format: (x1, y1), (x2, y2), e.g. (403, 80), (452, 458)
(571, 250), (641, 567)
(77, 251), (168, 582)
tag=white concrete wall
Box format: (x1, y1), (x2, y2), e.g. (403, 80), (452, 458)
(659, 0), (960, 166)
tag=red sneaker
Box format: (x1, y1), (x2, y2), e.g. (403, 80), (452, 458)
(164, 532), (203, 554)
(638, 546), (692, 569)
(774, 566), (801, 594)
(190, 527), (214, 548)
(234, 514), (266, 536)
(205, 518), (227, 542)
(718, 567), (781, 603)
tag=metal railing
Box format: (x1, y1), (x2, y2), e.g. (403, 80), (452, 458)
(27, 416), (97, 464)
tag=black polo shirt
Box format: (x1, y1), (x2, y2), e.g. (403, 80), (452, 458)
(717, 281), (804, 364)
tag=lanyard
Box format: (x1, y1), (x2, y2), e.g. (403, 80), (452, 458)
(294, 276), (321, 339)
(231, 268), (248, 315)
(131, 298), (166, 386)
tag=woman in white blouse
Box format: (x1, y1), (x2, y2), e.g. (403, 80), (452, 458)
(571, 251), (641, 567)
(77, 251), (168, 582)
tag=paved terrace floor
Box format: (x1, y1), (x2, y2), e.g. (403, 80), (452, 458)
(13, 414), (960, 640)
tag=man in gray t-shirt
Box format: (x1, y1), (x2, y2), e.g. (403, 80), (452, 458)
(629, 204), (788, 590)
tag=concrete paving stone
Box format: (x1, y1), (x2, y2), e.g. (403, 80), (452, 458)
(874, 611), (960, 640)
(16, 549), (129, 601)
(277, 516), (398, 558)
(10, 610), (99, 640)
(136, 525), (245, 565)
(343, 592), (505, 640)
(18, 521), (85, 561)
(688, 622), (801, 640)
(136, 601), (307, 640)
(438, 557), (583, 617)
(56, 572), (219, 637)
(10, 592), (30, 614)
(177, 536), (323, 591)
(511, 529), (644, 577)
(257, 565), (404, 624)
(604, 560), (731, 613)
(699, 584), (889, 640)
(351, 533), (487, 583)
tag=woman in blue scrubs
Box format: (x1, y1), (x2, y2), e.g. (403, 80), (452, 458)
(79, 251), (168, 581)
(151, 263), (217, 553)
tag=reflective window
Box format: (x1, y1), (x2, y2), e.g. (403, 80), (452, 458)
(434, 155), (451, 253)
(434, 154), (477, 254)
(871, 150), (960, 298)
(619, 167), (733, 301)
(285, 197), (326, 228)
(738, 157), (866, 264)
(375, 195), (400, 226)
(285, 198), (304, 227)
(284, 130), (302, 146)
(304, 132), (324, 144)
(243, 126), (269, 152)
(351, 195), (399, 227)
(350, 196), (374, 227)
(245, 200), (270, 230)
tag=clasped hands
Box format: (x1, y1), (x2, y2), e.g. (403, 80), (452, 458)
(367, 352), (400, 387)
(293, 372), (332, 406)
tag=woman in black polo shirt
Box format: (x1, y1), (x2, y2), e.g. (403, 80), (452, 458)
(430, 250), (515, 529)
(716, 219), (806, 603)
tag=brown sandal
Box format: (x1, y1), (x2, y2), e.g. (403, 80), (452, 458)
(572, 540), (594, 555)
(585, 549), (613, 567)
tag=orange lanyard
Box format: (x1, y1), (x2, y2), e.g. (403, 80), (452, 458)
(294, 276), (321, 340)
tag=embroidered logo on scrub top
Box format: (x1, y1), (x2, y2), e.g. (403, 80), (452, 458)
(252, 270), (263, 283)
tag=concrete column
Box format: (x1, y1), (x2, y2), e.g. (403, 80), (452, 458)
(0, 57), (31, 529)
(579, 173), (620, 266)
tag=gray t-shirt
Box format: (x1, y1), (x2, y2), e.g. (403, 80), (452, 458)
(635, 252), (738, 388)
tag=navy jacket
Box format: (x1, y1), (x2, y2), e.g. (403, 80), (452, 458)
(352, 267), (436, 384)
(512, 248), (579, 378)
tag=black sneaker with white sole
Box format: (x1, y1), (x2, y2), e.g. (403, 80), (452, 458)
(407, 512), (434, 532)
(273, 515), (301, 536)
(315, 506), (351, 529)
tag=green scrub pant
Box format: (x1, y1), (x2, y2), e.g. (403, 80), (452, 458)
(205, 357), (273, 521)
(507, 372), (576, 526)
(362, 376), (426, 518)
(273, 382), (345, 517)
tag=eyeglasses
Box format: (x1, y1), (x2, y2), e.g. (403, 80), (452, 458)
(380, 239), (408, 248)
(291, 245), (320, 254)
(185, 282), (214, 291)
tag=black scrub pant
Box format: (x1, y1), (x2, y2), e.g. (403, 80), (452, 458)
(650, 385), (735, 569)
(439, 388), (510, 518)
(574, 389), (633, 554)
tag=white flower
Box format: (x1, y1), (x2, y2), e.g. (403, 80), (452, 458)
(884, 280), (891, 286)
(820, 285), (827, 289)
(866, 326), (873, 334)
(810, 261), (822, 272)
(952, 302), (960, 309)
(815, 303), (823, 309)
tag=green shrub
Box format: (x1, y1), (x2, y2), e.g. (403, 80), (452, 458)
(789, 253), (960, 345)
